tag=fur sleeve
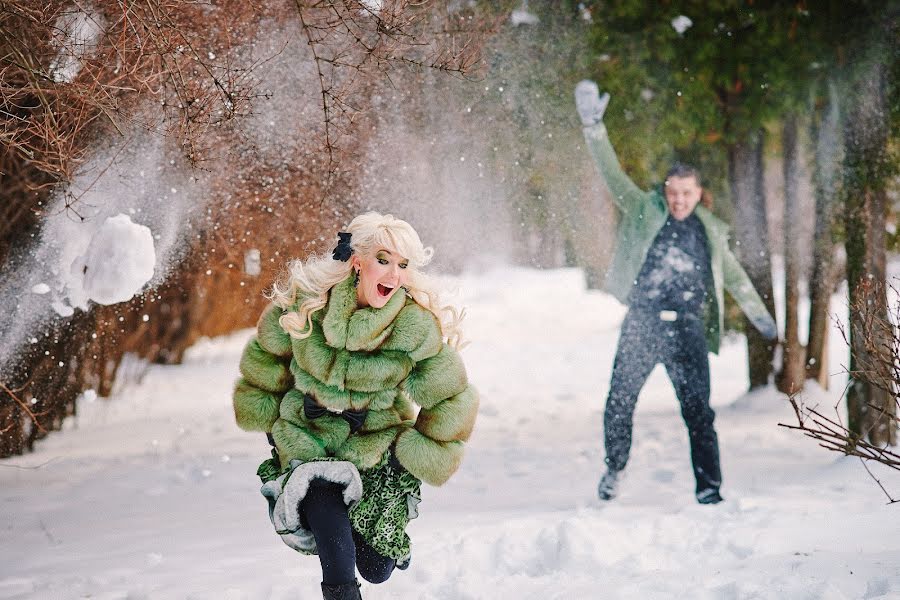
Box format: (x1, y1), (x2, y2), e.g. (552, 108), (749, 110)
(239, 338), (293, 393)
(399, 344), (468, 409)
(233, 377), (281, 432)
(394, 344), (479, 486)
(256, 303), (293, 356)
(231, 304), (294, 432)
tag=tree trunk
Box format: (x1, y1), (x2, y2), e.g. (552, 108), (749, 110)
(729, 129), (777, 389)
(806, 80), (842, 389)
(777, 114), (805, 394)
(843, 60), (896, 447)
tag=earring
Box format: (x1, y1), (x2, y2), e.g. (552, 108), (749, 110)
(353, 270), (360, 288)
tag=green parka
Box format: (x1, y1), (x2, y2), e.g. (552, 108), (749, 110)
(583, 123), (777, 354)
(232, 274), (479, 486)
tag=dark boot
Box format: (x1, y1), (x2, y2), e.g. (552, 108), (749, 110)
(321, 579), (362, 600)
(597, 468), (621, 500)
(696, 488), (723, 505)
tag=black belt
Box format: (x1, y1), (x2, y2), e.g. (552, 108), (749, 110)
(303, 393), (368, 433)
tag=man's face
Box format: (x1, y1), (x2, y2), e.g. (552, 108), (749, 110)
(664, 175), (702, 221)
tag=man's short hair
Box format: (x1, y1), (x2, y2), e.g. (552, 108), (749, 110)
(665, 163), (702, 187)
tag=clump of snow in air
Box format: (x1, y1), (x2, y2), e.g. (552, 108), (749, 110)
(49, 4), (105, 83)
(51, 301), (75, 318)
(31, 283), (50, 295)
(511, 3), (540, 27)
(671, 15), (693, 35)
(578, 2), (593, 23)
(69, 214), (155, 306)
(244, 249), (261, 276)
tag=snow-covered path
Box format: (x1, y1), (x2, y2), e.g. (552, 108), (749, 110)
(2, 269), (898, 600)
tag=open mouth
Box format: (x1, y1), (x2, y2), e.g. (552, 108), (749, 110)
(377, 283), (395, 297)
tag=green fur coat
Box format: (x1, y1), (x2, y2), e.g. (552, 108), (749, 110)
(233, 274), (479, 486)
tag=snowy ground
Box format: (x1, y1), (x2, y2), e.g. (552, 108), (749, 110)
(2, 268), (899, 600)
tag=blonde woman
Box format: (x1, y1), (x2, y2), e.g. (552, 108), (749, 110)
(233, 212), (478, 600)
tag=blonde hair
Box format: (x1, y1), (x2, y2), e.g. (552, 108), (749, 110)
(269, 212), (465, 348)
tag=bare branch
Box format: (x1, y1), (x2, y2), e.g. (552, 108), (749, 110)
(780, 278), (900, 502)
(0, 380), (48, 435)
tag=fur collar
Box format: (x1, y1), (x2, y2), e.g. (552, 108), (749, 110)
(322, 273), (408, 351)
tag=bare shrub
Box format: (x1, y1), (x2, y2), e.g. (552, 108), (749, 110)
(780, 278), (899, 503)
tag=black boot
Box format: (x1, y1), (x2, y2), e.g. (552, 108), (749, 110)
(597, 468), (621, 500)
(696, 488), (723, 504)
(321, 579), (362, 600)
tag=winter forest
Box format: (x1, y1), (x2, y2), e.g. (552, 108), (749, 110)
(1, 1), (899, 599)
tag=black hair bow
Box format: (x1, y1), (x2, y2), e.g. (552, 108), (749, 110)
(332, 231), (353, 261)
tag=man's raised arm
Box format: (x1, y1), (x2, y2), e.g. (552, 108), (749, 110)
(575, 80), (645, 213)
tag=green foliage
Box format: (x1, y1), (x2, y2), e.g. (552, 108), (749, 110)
(577, 2), (827, 205)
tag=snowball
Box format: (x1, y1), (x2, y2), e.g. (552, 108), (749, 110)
(671, 15), (693, 34)
(31, 283), (50, 295)
(74, 214), (155, 305)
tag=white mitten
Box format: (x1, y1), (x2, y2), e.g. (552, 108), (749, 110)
(574, 79), (610, 126)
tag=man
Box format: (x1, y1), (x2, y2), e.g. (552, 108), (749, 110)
(574, 80), (777, 504)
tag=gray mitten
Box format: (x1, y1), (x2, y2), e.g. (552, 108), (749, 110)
(574, 80), (610, 126)
(754, 314), (778, 342)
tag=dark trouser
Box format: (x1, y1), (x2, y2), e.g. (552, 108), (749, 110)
(300, 479), (396, 585)
(604, 309), (721, 493)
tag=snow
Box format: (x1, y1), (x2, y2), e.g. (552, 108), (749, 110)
(671, 15), (693, 35)
(48, 5), (105, 83)
(510, 9), (540, 26)
(579, 3), (593, 23)
(360, 0), (383, 12)
(0, 131), (199, 369)
(50, 301), (75, 318)
(70, 214), (156, 306)
(2, 267), (898, 600)
(244, 249), (262, 277)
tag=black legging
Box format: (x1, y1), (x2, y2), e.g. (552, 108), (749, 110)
(300, 478), (396, 585)
(604, 309), (721, 493)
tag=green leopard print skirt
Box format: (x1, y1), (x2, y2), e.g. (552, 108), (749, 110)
(258, 453), (421, 562)
(349, 457), (421, 561)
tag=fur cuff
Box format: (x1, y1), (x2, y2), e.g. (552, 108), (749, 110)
(414, 385), (479, 442)
(394, 429), (464, 486)
(260, 460), (363, 554)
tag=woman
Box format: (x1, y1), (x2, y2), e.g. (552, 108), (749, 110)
(233, 212), (479, 600)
